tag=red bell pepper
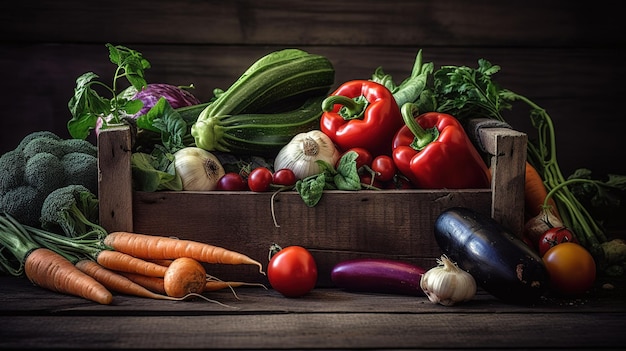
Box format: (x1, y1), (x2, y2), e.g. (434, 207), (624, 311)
(320, 80), (403, 157)
(392, 104), (491, 189)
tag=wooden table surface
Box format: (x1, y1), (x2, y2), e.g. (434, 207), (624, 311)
(1, 275), (625, 350)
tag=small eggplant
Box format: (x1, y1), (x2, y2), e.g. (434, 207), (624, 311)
(331, 258), (426, 296)
(434, 207), (550, 304)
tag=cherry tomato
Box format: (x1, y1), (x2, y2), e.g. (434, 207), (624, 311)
(267, 244), (318, 297)
(272, 168), (297, 186)
(543, 242), (596, 295)
(538, 227), (578, 257)
(247, 167), (273, 192)
(338, 147), (373, 170)
(370, 155), (396, 182)
(216, 172), (247, 191)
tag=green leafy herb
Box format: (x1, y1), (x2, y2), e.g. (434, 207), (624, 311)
(130, 152), (182, 192)
(67, 44), (151, 139)
(294, 151), (361, 207)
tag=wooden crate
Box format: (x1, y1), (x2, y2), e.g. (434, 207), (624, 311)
(98, 124), (526, 286)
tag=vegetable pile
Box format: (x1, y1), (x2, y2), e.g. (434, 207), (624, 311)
(1, 43), (626, 305)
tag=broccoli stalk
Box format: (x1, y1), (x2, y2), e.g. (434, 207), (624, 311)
(39, 185), (107, 238)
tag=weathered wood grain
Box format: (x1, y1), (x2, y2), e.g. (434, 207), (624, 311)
(1, 276), (625, 350)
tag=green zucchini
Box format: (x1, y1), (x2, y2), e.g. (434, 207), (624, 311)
(191, 49), (335, 154)
(202, 49), (335, 117)
(192, 96), (325, 157)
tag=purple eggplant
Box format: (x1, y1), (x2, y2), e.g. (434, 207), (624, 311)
(434, 207), (549, 304)
(331, 258), (426, 296)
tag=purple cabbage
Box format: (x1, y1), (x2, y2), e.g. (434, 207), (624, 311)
(130, 83), (201, 117)
(96, 83), (201, 134)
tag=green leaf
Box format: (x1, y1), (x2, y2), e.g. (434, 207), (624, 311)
(143, 98), (188, 153)
(333, 151), (361, 190)
(68, 44), (151, 139)
(295, 173), (328, 207)
(130, 152), (182, 192)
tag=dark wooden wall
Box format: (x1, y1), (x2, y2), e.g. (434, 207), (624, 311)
(1, 0), (625, 177)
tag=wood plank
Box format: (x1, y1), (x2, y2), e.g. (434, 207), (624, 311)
(129, 189), (492, 286)
(481, 127), (527, 236)
(1, 276), (624, 350)
(2, 312), (625, 350)
(97, 125), (134, 232)
(1, 1), (623, 46)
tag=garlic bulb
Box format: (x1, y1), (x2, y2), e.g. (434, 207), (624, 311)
(173, 147), (225, 191)
(274, 130), (340, 180)
(420, 255), (476, 306)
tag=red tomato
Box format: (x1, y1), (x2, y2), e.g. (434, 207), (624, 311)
(272, 168), (297, 186)
(248, 167), (273, 192)
(371, 155), (396, 182)
(339, 147), (373, 169)
(267, 245), (318, 297)
(538, 227), (578, 257)
(216, 172), (247, 191)
(543, 242), (596, 295)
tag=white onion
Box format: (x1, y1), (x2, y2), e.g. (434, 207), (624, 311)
(173, 147), (225, 191)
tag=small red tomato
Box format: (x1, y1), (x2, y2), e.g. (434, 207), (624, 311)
(272, 168), (297, 186)
(338, 147), (373, 170)
(248, 167), (273, 192)
(370, 155), (396, 182)
(538, 227), (578, 257)
(543, 242), (596, 295)
(267, 244), (318, 297)
(216, 172), (247, 191)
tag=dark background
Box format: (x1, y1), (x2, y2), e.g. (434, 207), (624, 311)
(1, 0), (625, 177)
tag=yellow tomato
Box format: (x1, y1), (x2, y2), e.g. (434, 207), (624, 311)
(542, 242), (596, 295)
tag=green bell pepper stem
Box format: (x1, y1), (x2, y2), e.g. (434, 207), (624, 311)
(400, 102), (439, 151)
(321, 95), (368, 121)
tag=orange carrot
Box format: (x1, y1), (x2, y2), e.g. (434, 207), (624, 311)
(118, 271), (168, 295)
(119, 271), (265, 295)
(76, 259), (179, 300)
(205, 280), (267, 292)
(148, 259), (174, 267)
(75, 259), (233, 308)
(104, 232), (265, 274)
(163, 257), (207, 298)
(25, 248), (113, 305)
(95, 249), (168, 277)
(524, 162), (560, 220)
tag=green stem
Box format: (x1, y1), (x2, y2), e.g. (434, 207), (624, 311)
(321, 95), (368, 120)
(401, 103), (438, 151)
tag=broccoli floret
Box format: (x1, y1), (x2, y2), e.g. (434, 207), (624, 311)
(40, 184), (105, 237)
(22, 136), (65, 159)
(60, 139), (97, 157)
(25, 152), (65, 193)
(15, 131), (61, 153)
(0, 185), (47, 227)
(0, 131), (100, 229)
(0, 150), (25, 192)
(61, 152), (98, 194)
